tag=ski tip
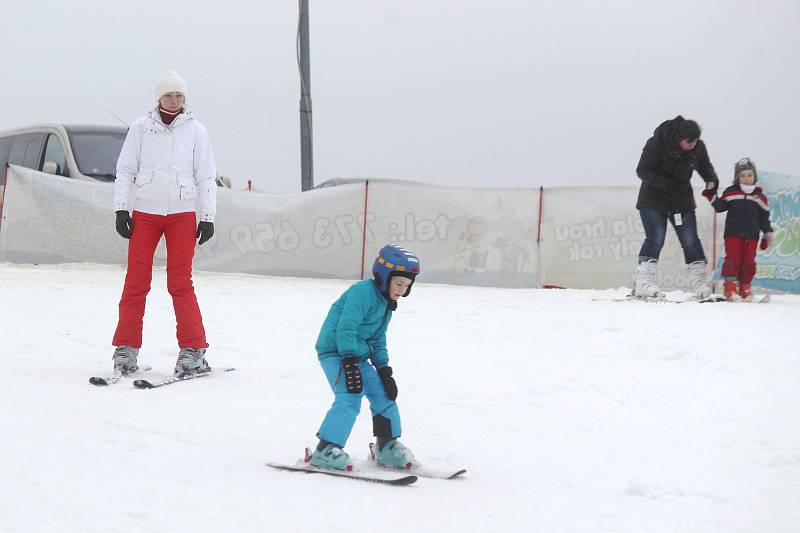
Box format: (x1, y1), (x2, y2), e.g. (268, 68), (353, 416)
(89, 377), (109, 386)
(133, 379), (154, 389)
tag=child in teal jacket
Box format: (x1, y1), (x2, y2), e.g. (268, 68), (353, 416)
(311, 244), (420, 471)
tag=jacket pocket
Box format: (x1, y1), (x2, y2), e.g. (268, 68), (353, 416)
(134, 169), (157, 199)
(178, 175), (198, 200)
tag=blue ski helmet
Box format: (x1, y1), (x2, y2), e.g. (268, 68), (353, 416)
(372, 244), (420, 297)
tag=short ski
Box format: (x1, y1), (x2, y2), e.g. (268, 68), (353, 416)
(133, 367), (236, 389)
(368, 443), (466, 479)
(267, 448), (417, 485)
(266, 462), (417, 485)
(89, 365), (152, 386)
(698, 294), (770, 303)
(740, 294), (771, 303)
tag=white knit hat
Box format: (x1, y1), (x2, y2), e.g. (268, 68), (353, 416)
(154, 70), (188, 101)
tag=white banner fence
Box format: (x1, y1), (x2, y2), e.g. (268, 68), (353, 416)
(1, 165), (798, 293)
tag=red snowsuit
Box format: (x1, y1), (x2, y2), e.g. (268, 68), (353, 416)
(710, 185), (772, 285)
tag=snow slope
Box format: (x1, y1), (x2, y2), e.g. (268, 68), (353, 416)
(1, 263), (798, 533)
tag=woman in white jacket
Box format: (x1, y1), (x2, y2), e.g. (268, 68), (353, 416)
(110, 70), (217, 376)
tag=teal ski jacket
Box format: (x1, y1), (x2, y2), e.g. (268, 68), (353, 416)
(315, 279), (392, 368)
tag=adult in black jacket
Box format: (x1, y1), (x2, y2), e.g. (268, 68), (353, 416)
(633, 116), (719, 299)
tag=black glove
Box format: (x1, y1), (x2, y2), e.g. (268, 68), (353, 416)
(196, 221), (214, 245)
(377, 366), (398, 401)
(342, 357), (363, 394)
(115, 210), (132, 239)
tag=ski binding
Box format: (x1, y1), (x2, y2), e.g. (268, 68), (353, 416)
(89, 365), (152, 386)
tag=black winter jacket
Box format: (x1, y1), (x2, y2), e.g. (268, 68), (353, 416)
(710, 184), (773, 240)
(636, 115), (719, 215)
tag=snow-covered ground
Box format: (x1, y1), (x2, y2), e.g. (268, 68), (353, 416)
(1, 262), (798, 533)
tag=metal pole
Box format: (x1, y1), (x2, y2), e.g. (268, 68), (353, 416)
(298, 0), (314, 191)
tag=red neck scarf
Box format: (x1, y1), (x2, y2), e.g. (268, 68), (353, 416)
(159, 106), (183, 126)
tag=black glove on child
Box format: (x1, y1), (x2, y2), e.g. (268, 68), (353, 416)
(196, 221), (214, 245)
(377, 366), (398, 401)
(115, 210), (132, 239)
(342, 357), (363, 394)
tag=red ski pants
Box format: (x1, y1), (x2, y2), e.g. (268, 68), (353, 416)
(721, 235), (758, 285)
(113, 211), (207, 349)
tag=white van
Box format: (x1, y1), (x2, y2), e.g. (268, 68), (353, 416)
(0, 124), (127, 182)
(0, 124), (128, 228)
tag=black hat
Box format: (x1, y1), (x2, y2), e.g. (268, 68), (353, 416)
(676, 119), (701, 141)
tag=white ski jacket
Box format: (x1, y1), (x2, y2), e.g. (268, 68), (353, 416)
(114, 107), (217, 222)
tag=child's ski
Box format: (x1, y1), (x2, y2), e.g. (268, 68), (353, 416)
(133, 367), (235, 389)
(266, 462), (417, 485)
(89, 365), (152, 386)
(267, 448), (417, 485)
(698, 294), (770, 304)
(367, 443), (466, 479)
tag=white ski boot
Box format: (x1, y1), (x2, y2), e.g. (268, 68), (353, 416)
(112, 345), (140, 375)
(633, 259), (664, 298)
(174, 347), (209, 376)
(687, 260), (712, 299)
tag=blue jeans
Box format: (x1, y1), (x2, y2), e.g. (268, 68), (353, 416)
(316, 357), (401, 448)
(638, 208), (706, 264)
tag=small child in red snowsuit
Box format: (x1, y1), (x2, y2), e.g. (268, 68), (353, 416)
(703, 157), (773, 301)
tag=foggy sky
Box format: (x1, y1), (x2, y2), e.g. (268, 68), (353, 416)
(1, 0), (798, 192)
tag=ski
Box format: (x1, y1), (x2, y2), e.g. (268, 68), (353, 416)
(601, 293), (770, 304)
(133, 367), (236, 389)
(267, 448), (417, 485)
(698, 294), (770, 303)
(367, 443), (466, 479)
(740, 294), (771, 303)
(266, 462), (417, 485)
(89, 365), (152, 386)
(599, 294), (727, 304)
